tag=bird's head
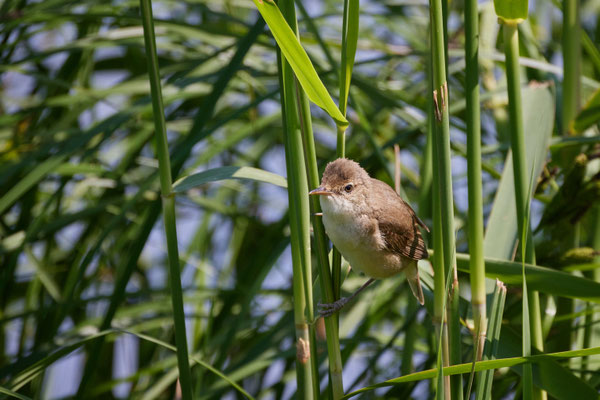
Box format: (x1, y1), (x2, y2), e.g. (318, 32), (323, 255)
(309, 158), (371, 215)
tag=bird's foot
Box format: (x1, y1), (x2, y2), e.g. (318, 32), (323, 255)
(318, 297), (350, 318)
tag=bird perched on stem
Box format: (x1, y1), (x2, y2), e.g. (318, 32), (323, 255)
(309, 158), (429, 317)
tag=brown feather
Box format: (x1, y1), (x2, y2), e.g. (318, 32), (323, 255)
(370, 179), (429, 260)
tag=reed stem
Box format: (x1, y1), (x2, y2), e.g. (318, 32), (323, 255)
(502, 21), (546, 400)
(279, 54), (317, 397)
(298, 46), (345, 400)
(139, 0), (193, 397)
(429, 0), (460, 396)
(276, 0), (320, 396)
(464, 0), (487, 367)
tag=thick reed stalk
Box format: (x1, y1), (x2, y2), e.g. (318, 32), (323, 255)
(464, 0), (487, 365)
(429, 0), (459, 397)
(502, 22), (546, 400)
(277, 0), (319, 397)
(555, 0), (581, 364)
(428, 28), (448, 400)
(297, 49), (345, 400)
(139, 0), (193, 398)
(279, 52), (317, 398)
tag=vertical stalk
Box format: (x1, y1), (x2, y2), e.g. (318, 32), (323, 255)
(297, 47), (345, 400)
(332, 0), (358, 325)
(429, 0), (459, 397)
(432, 162), (450, 399)
(502, 22), (546, 400)
(428, 19), (449, 400)
(556, 0), (581, 364)
(295, 1), (352, 395)
(464, 0), (487, 366)
(562, 0), (581, 134)
(139, 0), (193, 398)
(277, 0), (318, 397)
(279, 53), (317, 398)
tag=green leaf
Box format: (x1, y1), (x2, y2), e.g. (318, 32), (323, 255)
(54, 163), (108, 176)
(342, 346), (600, 399)
(497, 327), (598, 400)
(573, 88), (600, 133)
(129, 331), (255, 400)
(455, 253), (600, 303)
(484, 86), (554, 259)
(339, 0), (359, 115)
(172, 166), (287, 193)
(474, 281), (507, 400)
(252, 0), (348, 127)
(494, 0), (528, 24)
(0, 386), (33, 400)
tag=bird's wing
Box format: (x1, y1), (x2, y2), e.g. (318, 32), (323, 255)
(371, 179), (429, 260)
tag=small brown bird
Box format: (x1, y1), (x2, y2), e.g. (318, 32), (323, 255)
(309, 158), (429, 316)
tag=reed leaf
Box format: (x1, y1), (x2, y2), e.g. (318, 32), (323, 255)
(253, 0), (348, 127)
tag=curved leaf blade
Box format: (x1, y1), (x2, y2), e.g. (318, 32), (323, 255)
(252, 0), (348, 127)
(342, 346), (600, 399)
(172, 166), (287, 193)
(456, 253), (600, 303)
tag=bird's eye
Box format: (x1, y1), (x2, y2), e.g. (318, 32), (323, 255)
(344, 184), (353, 193)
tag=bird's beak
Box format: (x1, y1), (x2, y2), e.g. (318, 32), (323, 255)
(309, 187), (333, 196)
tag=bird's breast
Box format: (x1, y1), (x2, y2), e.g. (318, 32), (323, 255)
(319, 197), (404, 278)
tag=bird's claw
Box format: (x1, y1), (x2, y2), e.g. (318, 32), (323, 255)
(318, 297), (349, 318)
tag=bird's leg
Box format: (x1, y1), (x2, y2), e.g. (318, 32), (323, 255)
(318, 278), (376, 318)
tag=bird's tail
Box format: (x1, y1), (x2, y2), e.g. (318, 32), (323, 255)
(405, 260), (425, 305)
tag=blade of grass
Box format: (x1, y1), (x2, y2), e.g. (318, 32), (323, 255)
(474, 280), (507, 400)
(520, 159), (537, 400)
(339, 0), (359, 117)
(342, 346), (600, 399)
(484, 85), (554, 258)
(173, 166), (288, 192)
(455, 254), (600, 302)
(0, 386), (33, 400)
(252, 0), (347, 127)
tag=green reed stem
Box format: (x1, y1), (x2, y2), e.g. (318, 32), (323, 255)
(428, 27), (449, 400)
(429, 0), (459, 396)
(557, 0), (581, 365)
(139, 0), (193, 398)
(464, 0), (487, 367)
(297, 46), (345, 400)
(502, 22), (546, 400)
(293, 4), (349, 395)
(279, 54), (317, 398)
(277, 0), (319, 396)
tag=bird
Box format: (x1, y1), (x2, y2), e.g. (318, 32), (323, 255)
(309, 158), (429, 317)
